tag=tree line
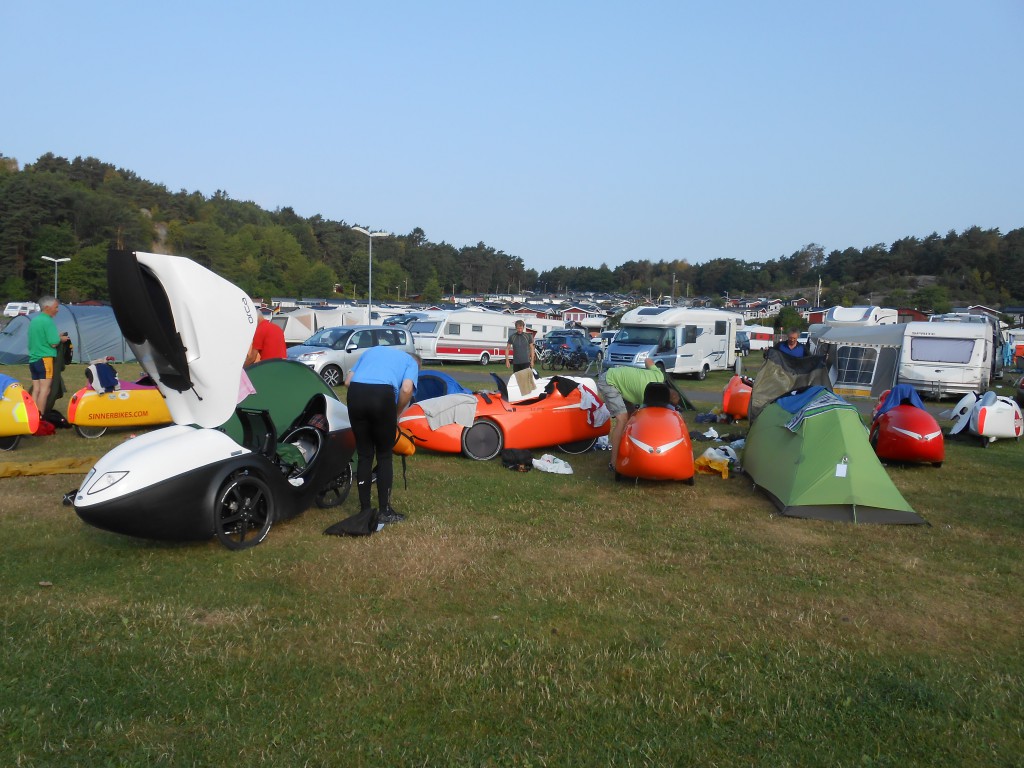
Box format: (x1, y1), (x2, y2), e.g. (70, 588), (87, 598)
(1, 153), (1021, 311)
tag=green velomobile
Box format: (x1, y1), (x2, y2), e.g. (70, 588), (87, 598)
(744, 350), (925, 525)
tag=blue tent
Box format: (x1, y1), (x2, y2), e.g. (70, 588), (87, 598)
(0, 305), (136, 364)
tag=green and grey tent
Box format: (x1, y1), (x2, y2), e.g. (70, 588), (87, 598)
(744, 350), (925, 525)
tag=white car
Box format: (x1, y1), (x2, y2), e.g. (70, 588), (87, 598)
(287, 325), (416, 387)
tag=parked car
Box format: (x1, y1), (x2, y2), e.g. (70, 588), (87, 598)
(541, 331), (602, 363)
(383, 312), (427, 327)
(287, 325), (416, 387)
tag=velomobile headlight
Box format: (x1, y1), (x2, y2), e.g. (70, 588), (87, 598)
(88, 471), (128, 495)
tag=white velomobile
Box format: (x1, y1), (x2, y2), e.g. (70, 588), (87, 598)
(945, 390), (1023, 447)
(72, 250), (356, 549)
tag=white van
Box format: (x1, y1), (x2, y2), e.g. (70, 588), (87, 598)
(737, 323), (774, 355)
(605, 306), (740, 379)
(411, 309), (552, 365)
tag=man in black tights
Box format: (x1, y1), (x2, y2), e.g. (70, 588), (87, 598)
(344, 347), (419, 524)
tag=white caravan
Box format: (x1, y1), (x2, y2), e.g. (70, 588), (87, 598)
(604, 306), (740, 379)
(737, 323), (774, 354)
(410, 309), (563, 365)
(816, 321), (995, 399)
(823, 305), (898, 326)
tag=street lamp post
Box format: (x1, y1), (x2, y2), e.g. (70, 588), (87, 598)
(351, 227), (390, 324)
(42, 256), (71, 299)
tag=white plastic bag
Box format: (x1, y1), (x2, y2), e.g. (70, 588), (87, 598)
(532, 454), (573, 474)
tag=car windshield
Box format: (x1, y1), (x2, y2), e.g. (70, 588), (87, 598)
(615, 326), (666, 345)
(304, 328), (352, 348)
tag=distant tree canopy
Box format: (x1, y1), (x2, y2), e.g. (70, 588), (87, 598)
(1, 152), (1021, 307)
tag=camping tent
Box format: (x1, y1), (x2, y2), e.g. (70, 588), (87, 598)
(748, 347), (832, 422)
(744, 385), (924, 524)
(0, 305), (136, 364)
(272, 307), (364, 345)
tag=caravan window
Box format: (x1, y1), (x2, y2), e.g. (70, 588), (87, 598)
(447, 324), (460, 335)
(714, 321), (727, 336)
(836, 346), (877, 386)
(684, 326), (698, 344)
(472, 324), (483, 333)
(910, 337), (975, 364)
(410, 320), (441, 335)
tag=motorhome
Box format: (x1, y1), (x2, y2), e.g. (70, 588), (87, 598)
(816, 321), (995, 399)
(410, 309), (564, 365)
(823, 305), (898, 326)
(604, 306), (740, 379)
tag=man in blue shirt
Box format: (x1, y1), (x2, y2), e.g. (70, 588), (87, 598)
(344, 347), (419, 525)
(777, 328), (807, 358)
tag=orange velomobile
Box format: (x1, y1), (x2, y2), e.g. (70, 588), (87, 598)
(0, 374), (40, 451)
(67, 364), (172, 439)
(615, 382), (695, 483)
(399, 373), (609, 460)
(869, 385), (944, 467)
(721, 374), (753, 420)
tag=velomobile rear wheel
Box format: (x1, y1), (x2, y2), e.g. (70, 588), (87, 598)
(215, 473), (274, 550)
(315, 463), (353, 508)
(461, 419), (503, 461)
(558, 437), (597, 454)
(75, 425), (107, 439)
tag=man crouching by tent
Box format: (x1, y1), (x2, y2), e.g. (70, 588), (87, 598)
(597, 358), (678, 469)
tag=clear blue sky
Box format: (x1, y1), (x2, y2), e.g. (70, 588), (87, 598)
(3, 1), (1021, 274)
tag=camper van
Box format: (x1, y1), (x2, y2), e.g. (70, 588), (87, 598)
(410, 310), (563, 365)
(817, 321), (995, 399)
(823, 305), (898, 326)
(604, 307), (740, 379)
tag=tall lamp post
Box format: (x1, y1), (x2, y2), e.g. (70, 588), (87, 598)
(351, 227), (390, 324)
(42, 256), (71, 300)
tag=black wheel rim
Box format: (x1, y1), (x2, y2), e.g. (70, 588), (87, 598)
(315, 463), (354, 508)
(215, 474), (274, 550)
(462, 420), (502, 460)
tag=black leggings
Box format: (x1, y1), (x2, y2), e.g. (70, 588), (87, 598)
(347, 382), (397, 512)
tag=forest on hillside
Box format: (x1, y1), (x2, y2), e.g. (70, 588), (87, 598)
(1, 152), (1022, 310)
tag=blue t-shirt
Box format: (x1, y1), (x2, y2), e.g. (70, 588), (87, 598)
(349, 347), (418, 402)
(778, 341), (806, 358)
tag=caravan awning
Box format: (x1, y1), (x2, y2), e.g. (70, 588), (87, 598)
(817, 324), (906, 348)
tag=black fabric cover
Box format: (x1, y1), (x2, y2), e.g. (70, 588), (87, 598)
(324, 508), (380, 537)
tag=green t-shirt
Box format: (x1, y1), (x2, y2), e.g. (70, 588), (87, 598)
(605, 366), (665, 405)
(28, 312), (60, 363)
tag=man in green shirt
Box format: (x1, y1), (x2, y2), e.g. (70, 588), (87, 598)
(597, 358), (678, 468)
(28, 295), (68, 411)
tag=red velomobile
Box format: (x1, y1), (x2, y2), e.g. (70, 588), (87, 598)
(869, 385), (944, 467)
(721, 374), (753, 421)
(615, 382), (695, 483)
(399, 373), (609, 460)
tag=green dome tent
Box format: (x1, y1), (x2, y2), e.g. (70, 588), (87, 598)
(744, 349), (925, 525)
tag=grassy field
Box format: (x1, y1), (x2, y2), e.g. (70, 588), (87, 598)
(1, 362), (1022, 766)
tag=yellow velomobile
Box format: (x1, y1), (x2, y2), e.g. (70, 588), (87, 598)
(0, 374), (40, 451)
(67, 363), (172, 439)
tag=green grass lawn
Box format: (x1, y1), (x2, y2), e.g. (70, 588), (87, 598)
(1, 362), (1022, 766)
